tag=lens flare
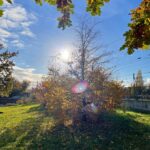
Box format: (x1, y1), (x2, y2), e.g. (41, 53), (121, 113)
(72, 81), (89, 93)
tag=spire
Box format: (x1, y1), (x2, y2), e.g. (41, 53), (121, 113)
(135, 70), (144, 87)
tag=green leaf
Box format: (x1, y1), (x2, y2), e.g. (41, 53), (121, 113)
(45, 0), (56, 5)
(128, 48), (134, 55)
(6, 0), (12, 4)
(0, 9), (3, 17)
(0, 0), (3, 6)
(35, 0), (43, 6)
(120, 46), (125, 51)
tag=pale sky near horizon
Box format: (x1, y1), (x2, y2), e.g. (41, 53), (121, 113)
(0, 0), (150, 86)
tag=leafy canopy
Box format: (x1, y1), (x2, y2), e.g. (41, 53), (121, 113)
(0, 44), (17, 96)
(120, 0), (150, 54)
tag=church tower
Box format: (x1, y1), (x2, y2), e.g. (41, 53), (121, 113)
(135, 70), (144, 88)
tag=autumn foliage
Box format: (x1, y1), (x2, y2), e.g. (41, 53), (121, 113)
(0, 0), (110, 29)
(121, 0), (150, 54)
(88, 69), (124, 111)
(33, 77), (72, 124)
(33, 68), (125, 125)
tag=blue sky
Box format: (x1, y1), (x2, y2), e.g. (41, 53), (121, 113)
(0, 0), (150, 86)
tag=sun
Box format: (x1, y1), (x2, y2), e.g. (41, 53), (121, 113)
(60, 50), (71, 61)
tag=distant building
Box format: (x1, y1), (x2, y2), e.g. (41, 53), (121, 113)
(135, 70), (144, 88)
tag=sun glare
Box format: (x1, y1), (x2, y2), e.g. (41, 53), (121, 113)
(60, 50), (70, 61)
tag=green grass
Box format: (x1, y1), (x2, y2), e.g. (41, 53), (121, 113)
(0, 104), (150, 150)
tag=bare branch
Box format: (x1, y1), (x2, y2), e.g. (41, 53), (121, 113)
(68, 18), (111, 80)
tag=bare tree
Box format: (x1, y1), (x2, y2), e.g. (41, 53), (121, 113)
(68, 19), (111, 81)
(48, 56), (61, 79)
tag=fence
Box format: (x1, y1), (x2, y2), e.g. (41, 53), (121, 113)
(123, 98), (150, 112)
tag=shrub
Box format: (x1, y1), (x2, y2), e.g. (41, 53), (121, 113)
(102, 81), (125, 110)
(33, 77), (71, 124)
(88, 69), (125, 111)
(33, 70), (125, 125)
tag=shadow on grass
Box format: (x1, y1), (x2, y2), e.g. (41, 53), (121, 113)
(0, 108), (150, 150)
(30, 112), (150, 150)
(0, 105), (45, 149)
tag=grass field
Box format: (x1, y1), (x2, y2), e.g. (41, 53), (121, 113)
(0, 104), (150, 150)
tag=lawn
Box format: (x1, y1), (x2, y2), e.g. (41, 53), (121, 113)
(0, 104), (150, 150)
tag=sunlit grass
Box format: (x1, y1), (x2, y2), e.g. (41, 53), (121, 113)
(0, 104), (39, 130)
(0, 104), (150, 149)
(0, 104), (54, 149)
(116, 109), (150, 126)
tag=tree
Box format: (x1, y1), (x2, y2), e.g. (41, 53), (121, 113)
(67, 19), (124, 113)
(121, 0), (150, 54)
(21, 80), (30, 92)
(10, 79), (22, 97)
(0, 43), (17, 97)
(10, 79), (30, 97)
(68, 19), (111, 81)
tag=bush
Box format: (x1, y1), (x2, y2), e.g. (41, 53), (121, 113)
(102, 81), (125, 110)
(33, 77), (72, 124)
(33, 71), (125, 125)
(88, 69), (125, 111)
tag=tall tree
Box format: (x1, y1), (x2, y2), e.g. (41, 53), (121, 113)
(10, 79), (30, 97)
(0, 43), (17, 96)
(68, 19), (111, 81)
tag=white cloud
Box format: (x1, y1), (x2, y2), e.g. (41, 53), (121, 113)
(21, 28), (35, 37)
(0, 28), (11, 38)
(0, 19), (17, 28)
(0, 3), (37, 48)
(13, 66), (46, 87)
(145, 78), (150, 86)
(4, 6), (27, 22)
(11, 40), (24, 48)
(21, 21), (33, 28)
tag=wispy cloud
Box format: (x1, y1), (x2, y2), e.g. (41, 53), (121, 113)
(0, 28), (11, 38)
(13, 66), (46, 87)
(11, 40), (24, 48)
(21, 28), (35, 37)
(0, 2), (37, 48)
